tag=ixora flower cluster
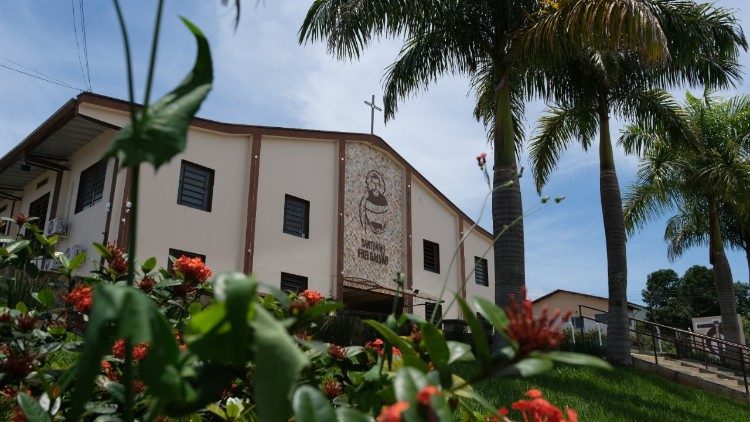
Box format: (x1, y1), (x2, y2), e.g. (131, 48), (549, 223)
(0, 215), (606, 421)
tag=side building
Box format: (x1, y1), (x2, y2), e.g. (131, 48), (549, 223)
(532, 289), (647, 332)
(0, 93), (495, 321)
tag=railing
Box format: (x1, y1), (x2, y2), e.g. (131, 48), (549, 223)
(577, 304), (750, 398)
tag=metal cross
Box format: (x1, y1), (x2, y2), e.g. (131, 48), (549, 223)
(364, 94), (382, 134)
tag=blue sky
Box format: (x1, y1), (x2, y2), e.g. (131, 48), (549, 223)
(1, 1), (749, 304)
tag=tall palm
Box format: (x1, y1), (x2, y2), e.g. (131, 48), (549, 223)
(299, 1), (672, 344)
(623, 92), (750, 344)
(529, 3), (745, 364)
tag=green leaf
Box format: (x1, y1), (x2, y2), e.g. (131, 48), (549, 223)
(472, 296), (508, 332)
(497, 357), (553, 378)
(106, 18), (213, 169)
(428, 393), (453, 421)
(304, 302), (344, 320)
(250, 306), (308, 422)
(292, 386), (336, 422)
(68, 251), (87, 272)
(32, 288), (54, 309)
(364, 320), (427, 372)
(92, 243), (111, 260)
(54, 251), (70, 269)
(15, 301), (28, 313)
(420, 322), (449, 368)
(5, 240), (30, 256)
(335, 407), (372, 422)
(531, 351), (612, 370)
(393, 367), (428, 402)
(455, 296), (489, 369)
(446, 341), (473, 364)
(140, 257), (157, 273)
(17, 393), (51, 422)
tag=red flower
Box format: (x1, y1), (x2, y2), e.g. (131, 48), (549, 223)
(13, 214), (29, 226)
(15, 313), (37, 332)
(112, 339), (149, 361)
(0, 350), (34, 380)
(173, 256), (212, 283)
(476, 152), (487, 167)
(100, 361), (117, 380)
(300, 289), (324, 305)
(365, 338), (401, 356)
(498, 407), (509, 416)
(503, 289), (571, 356)
(322, 378), (343, 399)
(510, 390), (578, 422)
(329, 344), (347, 360)
(0, 310), (11, 324)
(138, 277), (156, 293)
(417, 386), (440, 405)
(105, 244), (128, 274)
(65, 284), (93, 314)
(377, 401), (410, 422)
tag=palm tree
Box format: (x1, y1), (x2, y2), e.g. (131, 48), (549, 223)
(528, 3), (745, 364)
(623, 92), (750, 345)
(298, 1), (674, 350)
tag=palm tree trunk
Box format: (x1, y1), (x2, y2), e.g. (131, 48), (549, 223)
(708, 201), (743, 345)
(597, 96), (631, 365)
(492, 80), (525, 350)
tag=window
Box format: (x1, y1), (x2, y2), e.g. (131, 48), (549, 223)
(281, 272), (308, 293)
(75, 159), (107, 213)
(283, 195), (309, 238)
(167, 248), (206, 272)
(177, 160), (214, 212)
(594, 313), (609, 324)
(28, 193), (50, 230)
(423, 239), (440, 273)
(474, 256), (488, 286)
(425, 302), (442, 321)
(571, 316), (583, 330)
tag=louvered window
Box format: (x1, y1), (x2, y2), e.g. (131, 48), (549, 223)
(281, 272), (308, 293)
(167, 248), (206, 272)
(423, 239), (440, 273)
(28, 193), (50, 230)
(75, 159), (107, 213)
(283, 195), (309, 238)
(474, 256), (489, 286)
(425, 302), (442, 321)
(177, 160), (214, 212)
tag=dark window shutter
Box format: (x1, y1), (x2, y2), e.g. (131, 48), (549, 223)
(283, 195), (309, 238)
(425, 302), (442, 322)
(28, 193), (50, 230)
(423, 240), (440, 273)
(474, 257), (488, 286)
(177, 160), (214, 212)
(281, 272), (308, 293)
(75, 159), (107, 214)
(167, 248), (206, 272)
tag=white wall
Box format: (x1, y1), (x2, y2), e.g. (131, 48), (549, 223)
(252, 137), (338, 295)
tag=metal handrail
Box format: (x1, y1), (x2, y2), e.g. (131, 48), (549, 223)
(577, 304), (750, 352)
(576, 304), (749, 398)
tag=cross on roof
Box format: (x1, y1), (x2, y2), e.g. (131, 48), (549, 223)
(364, 94), (382, 134)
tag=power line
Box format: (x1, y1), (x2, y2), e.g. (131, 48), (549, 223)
(0, 56), (71, 87)
(70, 0), (89, 91)
(79, 0), (92, 90)
(0, 63), (85, 91)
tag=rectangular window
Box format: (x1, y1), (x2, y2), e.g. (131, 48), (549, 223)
(425, 302), (442, 321)
(281, 272), (308, 293)
(423, 239), (440, 273)
(28, 193), (50, 230)
(283, 195), (310, 238)
(167, 248), (206, 272)
(177, 160), (214, 212)
(474, 256), (488, 286)
(75, 159), (107, 213)
(571, 316), (584, 330)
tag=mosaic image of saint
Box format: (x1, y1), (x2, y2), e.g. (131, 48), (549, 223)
(359, 170), (388, 234)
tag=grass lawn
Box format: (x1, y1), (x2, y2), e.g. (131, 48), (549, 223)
(452, 362), (750, 421)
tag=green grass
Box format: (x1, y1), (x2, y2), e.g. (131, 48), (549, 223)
(453, 362), (750, 421)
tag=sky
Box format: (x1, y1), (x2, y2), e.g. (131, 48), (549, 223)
(1, 1), (749, 305)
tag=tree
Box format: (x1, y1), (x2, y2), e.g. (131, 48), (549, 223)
(299, 0), (680, 354)
(528, 1), (745, 364)
(623, 93), (750, 344)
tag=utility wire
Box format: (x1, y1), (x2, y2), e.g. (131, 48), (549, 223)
(70, 0), (89, 91)
(79, 0), (92, 90)
(0, 63), (85, 91)
(0, 56), (71, 87)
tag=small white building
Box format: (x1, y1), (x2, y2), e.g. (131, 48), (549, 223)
(532, 289), (647, 332)
(0, 93), (496, 320)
